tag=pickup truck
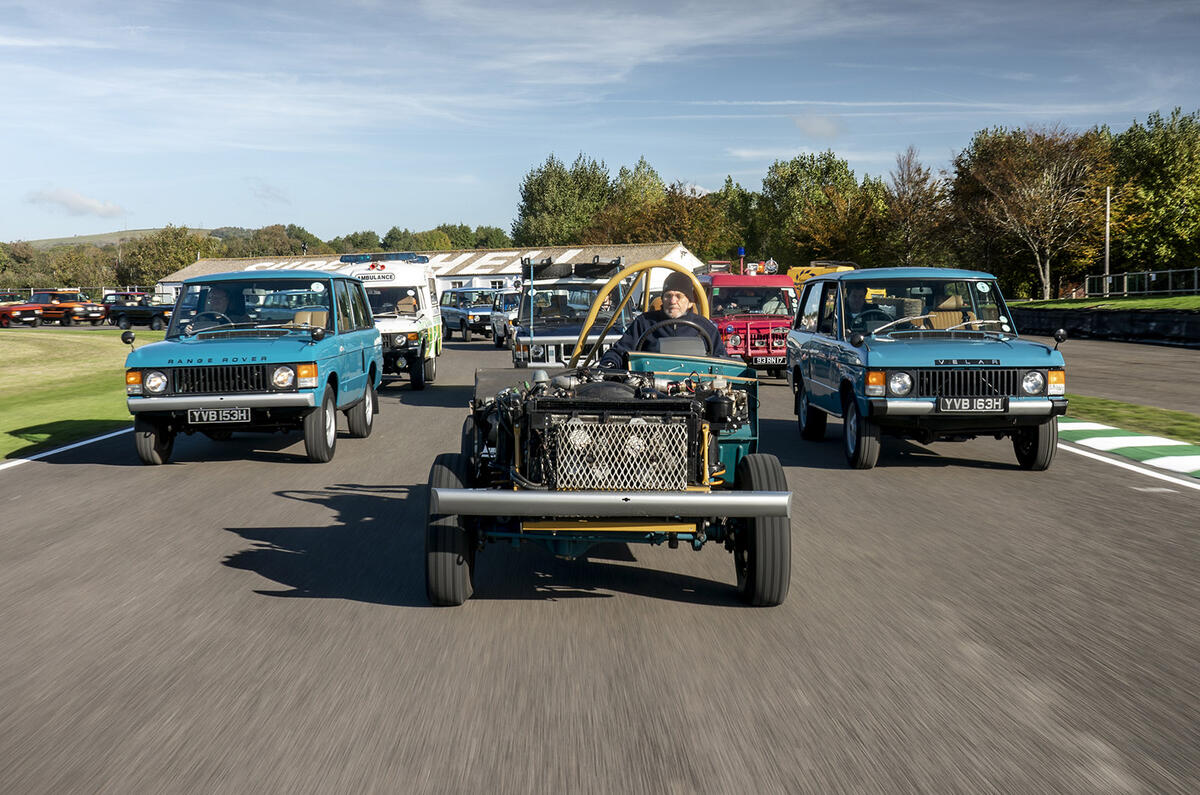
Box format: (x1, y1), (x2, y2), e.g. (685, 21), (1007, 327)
(103, 292), (174, 330)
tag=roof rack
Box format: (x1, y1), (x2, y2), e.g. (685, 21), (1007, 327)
(520, 255), (624, 281)
(339, 252), (431, 264)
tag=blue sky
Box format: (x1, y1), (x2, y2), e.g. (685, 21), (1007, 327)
(2, 0), (1197, 242)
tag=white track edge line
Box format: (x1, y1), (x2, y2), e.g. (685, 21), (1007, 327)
(0, 427), (132, 472)
(1059, 442), (1200, 492)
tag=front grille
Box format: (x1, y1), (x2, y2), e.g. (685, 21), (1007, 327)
(171, 364), (272, 394)
(545, 418), (689, 490)
(915, 368), (1021, 398)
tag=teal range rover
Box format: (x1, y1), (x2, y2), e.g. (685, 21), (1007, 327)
(786, 268), (1067, 470)
(123, 270), (383, 465)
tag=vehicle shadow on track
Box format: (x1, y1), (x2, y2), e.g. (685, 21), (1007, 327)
(472, 543), (745, 607)
(383, 384), (473, 409)
(222, 483), (430, 607)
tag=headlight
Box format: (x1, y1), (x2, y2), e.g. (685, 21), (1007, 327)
(888, 371), (913, 396)
(144, 370), (168, 394)
(530, 344), (546, 359)
(724, 324), (735, 333)
(1021, 370), (1046, 395)
(728, 333), (742, 346)
(272, 365), (295, 389)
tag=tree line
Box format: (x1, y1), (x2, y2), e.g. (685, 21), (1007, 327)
(2, 109), (1196, 298)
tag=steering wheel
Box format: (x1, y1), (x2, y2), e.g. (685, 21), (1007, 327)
(633, 318), (714, 356)
(188, 311), (233, 330)
(858, 309), (891, 323)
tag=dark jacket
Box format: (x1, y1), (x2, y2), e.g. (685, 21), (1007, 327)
(599, 310), (728, 368)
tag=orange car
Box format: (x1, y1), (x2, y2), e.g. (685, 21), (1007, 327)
(0, 297), (43, 327)
(25, 290), (107, 326)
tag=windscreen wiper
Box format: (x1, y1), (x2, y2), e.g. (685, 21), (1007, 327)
(870, 313), (935, 336)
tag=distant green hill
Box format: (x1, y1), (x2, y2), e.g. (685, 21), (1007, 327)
(25, 228), (215, 250)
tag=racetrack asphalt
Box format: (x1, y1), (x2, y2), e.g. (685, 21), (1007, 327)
(0, 340), (1196, 793)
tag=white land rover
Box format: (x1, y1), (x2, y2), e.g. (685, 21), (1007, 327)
(339, 253), (443, 390)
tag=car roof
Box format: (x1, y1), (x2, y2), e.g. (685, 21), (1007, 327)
(822, 267), (995, 282)
(183, 270), (353, 284)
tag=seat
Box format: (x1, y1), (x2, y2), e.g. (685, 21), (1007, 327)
(875, 297), (923, 320)
(396, 297), (417, 313)
(292, 310), (329, 327)
(925, 295), (976, 330)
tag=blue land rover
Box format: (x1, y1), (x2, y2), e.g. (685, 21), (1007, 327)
(123, 270), (383, 465)
(786, 268), (1067, 470)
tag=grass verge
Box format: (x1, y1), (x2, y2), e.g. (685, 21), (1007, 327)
(0, 327), (161, 459)
(1016, 295), (1200, 311)
(1066, 393), (1200, 446)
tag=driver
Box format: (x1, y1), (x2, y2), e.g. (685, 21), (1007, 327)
(190, 286), (243, 330)
(599, 271), (727, 368)
(843, 284), (878, 330)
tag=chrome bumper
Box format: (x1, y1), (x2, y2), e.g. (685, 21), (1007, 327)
(871, 398), (1060, 416)
(431, 489), (791, 518)
(127, 392), (316, 413)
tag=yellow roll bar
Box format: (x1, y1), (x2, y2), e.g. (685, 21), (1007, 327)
(567, 259), (709, 368)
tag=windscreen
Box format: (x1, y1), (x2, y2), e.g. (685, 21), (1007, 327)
(518, 283), (631, 329)
(169, 278), (334, 337)
(842, 278), (1012, 334)
(364, 286), (420, 315)
(710, 285), (795, 315)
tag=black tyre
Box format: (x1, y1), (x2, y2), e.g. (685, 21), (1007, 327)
(443, 321), (453, 341)
(116, 314), (131, 330)
(409, 352), (426, 390)
(493, 330), (505, 348)
(134, 416), (174, 465)
(425, 452), (476, 606)
(461, 322), (472, 342)
(347, 381), (376, 438)
(60, 315), (72, 326)
(424, 353), (437, 384)
(149, 315), (165, 331)
(795, 378), (826, 441)
(31, 318), (40, 327)
(0, 314), (9, 329)
(842, 395), (880, 469)
(733, 454), (790, 606)
(1013, 417), (1058, 471)
(303, 385), (337, 462)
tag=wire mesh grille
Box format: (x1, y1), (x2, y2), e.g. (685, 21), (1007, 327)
(546, 418), (689, 491)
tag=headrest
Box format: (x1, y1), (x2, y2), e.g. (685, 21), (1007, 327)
(936, 295), (965, 310)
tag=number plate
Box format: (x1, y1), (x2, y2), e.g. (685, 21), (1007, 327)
(188, 408), (251, 424)
(751, 356), (786, 366)
(937, 397), (1008, 413)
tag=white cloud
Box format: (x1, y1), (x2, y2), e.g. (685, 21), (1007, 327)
(793, 112), (843, 139)
(27, 188), (126, 218)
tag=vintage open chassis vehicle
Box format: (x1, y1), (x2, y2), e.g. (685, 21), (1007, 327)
(426, 260), (792, 607)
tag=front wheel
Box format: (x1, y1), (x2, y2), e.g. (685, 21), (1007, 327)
(842, 396), (880, 469)
(149, 316), (165, 331)
(423, 353), (437, 384)
(134, 416), (174, 465)
(116, 315), (131, 330)
(1013, 417), (1058, 470)
(461, 322), (472, 342)
(347, 381), (376, 438)
(796, 378), (826, 441)
(733, 454), (790, 606)
(60, 315), (72, 326)
(443, 321), (453, 341)
(303, 385), (337, 462)
(425, 453), (476, 605)
(493, 330), (505, 348)
(409, 351), (427, 390)
(0, 315), (9, 329)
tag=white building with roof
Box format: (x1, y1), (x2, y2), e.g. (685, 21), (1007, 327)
(157, 242), (706, 300)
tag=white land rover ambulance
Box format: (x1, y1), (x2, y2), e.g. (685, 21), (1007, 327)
(339, 253), (442, 390)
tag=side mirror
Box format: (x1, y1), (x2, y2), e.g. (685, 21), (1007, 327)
(849, 332), (865, 348)
(1053, 328), (1067, 350)
(121, 330), (136, 346)
(311, 327), (326, 342)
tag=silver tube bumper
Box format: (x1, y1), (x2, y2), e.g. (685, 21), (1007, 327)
(127, 392), (316, 412)
(431, 489), (791, 518)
